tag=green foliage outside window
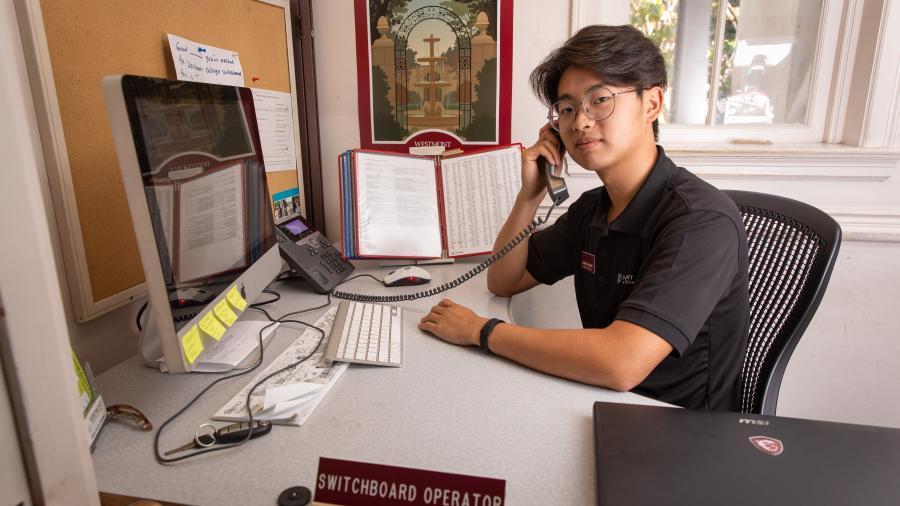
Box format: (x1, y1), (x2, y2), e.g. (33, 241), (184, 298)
(630, 0), (741, 122)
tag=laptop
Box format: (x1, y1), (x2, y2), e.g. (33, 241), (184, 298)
(593, 401), (900, 506)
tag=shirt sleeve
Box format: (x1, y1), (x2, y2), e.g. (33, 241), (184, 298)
(615, 210), (742, 355)
(525, 208), (578, 285)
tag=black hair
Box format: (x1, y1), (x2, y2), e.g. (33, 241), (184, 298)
(530, 25), (667, 141)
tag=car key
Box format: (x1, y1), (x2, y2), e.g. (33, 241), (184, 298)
(164, 420), (272, 456)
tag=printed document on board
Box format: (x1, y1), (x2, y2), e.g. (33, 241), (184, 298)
(251, 89), (298, 172)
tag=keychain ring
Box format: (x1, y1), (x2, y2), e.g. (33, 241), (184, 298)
(195, 423), (217, 447)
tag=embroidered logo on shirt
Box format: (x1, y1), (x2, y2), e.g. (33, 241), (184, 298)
(580, 251), (595, 273)
(617, 273), (634, 285)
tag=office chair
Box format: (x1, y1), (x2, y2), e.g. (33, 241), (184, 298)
(725, 190), (842, 415)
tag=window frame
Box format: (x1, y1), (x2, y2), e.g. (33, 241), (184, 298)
(569, 0), (882, 147)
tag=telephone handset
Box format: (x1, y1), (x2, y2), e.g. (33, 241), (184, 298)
(332, 130), (565, 304)
(538, 131), (569, 205)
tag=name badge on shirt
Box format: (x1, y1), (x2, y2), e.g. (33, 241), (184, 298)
(581, 251), (596, 273)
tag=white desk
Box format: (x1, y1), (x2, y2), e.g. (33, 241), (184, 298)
(91, 260), (667, 505)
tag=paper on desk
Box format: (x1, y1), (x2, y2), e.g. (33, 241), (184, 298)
(212, 307), (348, 426)
(167, 34), (244, 86)
(192, 320), (279, 372)
(251, 89), (297, 172)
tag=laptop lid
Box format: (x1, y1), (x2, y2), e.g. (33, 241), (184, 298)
(593, 401), (900, 506)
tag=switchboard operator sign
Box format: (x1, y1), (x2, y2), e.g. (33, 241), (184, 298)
(315, 457), (506, 506)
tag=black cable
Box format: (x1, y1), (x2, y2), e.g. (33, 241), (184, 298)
(136, 301), (148, 332)
(153, 289), (332, 464)
(251, 289), (281, 308)
(338, 273), (383, 285)
(331, 203), (557, 302)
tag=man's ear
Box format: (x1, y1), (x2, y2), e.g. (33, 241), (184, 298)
(644, 86), (664, 123)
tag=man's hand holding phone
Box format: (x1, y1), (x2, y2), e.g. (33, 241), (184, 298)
(521, 124), (565, 203)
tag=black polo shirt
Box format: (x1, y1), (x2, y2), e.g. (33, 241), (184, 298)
(526, 146), (749, 411)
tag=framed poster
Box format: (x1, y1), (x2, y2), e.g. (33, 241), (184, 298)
(354, 0), (513, 151)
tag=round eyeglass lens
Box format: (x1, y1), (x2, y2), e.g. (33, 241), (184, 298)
(586, 87), (615, 122)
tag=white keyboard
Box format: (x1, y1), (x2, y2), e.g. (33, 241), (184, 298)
(323, 301), (403, 367)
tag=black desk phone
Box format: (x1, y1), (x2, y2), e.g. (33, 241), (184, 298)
(275, 215), (354, 293)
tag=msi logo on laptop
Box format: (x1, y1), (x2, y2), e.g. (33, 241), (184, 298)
(749, 436), (784, 456)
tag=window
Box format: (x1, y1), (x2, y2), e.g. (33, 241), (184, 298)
(572, 0), (846, 144)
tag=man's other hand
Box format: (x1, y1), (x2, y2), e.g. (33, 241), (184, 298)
(418, 299), (488, 347)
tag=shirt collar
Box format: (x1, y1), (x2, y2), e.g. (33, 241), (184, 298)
(589, 145), (676, 234)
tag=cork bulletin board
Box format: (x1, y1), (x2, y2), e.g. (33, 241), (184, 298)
(21, 0), (304, 320)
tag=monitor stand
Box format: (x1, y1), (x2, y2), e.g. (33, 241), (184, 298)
(139, 305), (279, 373)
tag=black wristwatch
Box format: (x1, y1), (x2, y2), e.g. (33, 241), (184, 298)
(479, 318), (504, 353)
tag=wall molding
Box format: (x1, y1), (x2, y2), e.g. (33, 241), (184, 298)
(861, 0), (900, 148)
(671, 148), (898, 181)
(563, 147), (899, 182)
(824, 207), (900, 242)
(538, 203), (900, 243)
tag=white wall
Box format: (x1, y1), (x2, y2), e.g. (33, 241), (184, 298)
(312, 0), (900, 428)
(778, 240), (900, 427)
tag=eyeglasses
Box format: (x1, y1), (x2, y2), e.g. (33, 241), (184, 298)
(548, 86), (640, 132)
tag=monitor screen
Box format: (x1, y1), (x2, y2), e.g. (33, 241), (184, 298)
(107, 75), (284, 373)
(121, 76), (275, 305)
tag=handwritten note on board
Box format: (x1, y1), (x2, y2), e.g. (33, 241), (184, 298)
(167, 34), (245, 86)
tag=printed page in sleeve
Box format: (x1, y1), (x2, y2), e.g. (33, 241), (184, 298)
(440, 145), (522, 257)
(354, 151), (443, 258)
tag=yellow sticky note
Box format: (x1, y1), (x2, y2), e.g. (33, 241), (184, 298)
(180, 325), (203, 364)
(199, 311), (226, 340)
(213, 299), (238, 327)
(226, 285), (247, 311)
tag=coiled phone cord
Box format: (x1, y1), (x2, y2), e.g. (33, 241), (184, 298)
(332, 202), (558, 303)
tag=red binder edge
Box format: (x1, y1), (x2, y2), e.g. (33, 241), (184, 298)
(338, 152), (348, 258)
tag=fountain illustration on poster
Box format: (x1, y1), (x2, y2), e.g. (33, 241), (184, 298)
(355, 0), (513, 151)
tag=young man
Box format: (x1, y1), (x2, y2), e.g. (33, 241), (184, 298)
(418, 25), (750, 411)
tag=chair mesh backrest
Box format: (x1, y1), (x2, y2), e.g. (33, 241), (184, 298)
(737, 205), (824, 414)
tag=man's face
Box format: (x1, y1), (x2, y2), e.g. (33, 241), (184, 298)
(555, 67), (657, 174)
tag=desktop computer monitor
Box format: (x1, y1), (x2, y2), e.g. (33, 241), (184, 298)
(104, 75), (282, 373)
